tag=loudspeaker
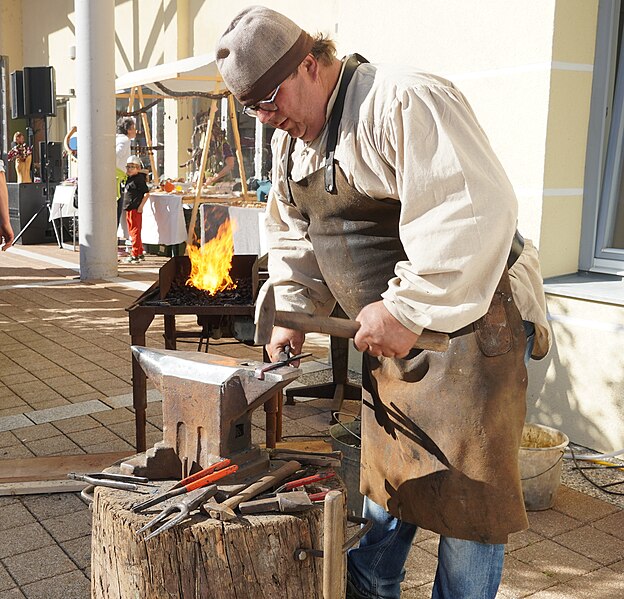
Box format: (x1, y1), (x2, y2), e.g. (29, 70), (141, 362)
(23, 66), (56, 117)
(10, 70), (26, 119)
(39, 140), (63, 182)
(7, 183), (56, 245)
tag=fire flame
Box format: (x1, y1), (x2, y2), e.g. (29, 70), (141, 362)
(186, 219), (238, 295)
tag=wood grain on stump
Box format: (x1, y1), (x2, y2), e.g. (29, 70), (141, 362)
(91, 484), (327, 599)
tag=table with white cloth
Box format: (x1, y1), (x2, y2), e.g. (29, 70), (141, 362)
(50, 184), (78, 220)
(141, 192), (187, 246)
(49, 184), (78, 250)
(198, 200), (267, 255)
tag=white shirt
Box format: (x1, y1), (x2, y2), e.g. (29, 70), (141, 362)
(0, 159), (5, 173)
(115, 134), (131, 171)
(267, 61), (550, 357)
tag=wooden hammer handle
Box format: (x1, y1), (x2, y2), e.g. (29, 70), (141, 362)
(273, 311), (449, 353)
(221, 460), (302, 511)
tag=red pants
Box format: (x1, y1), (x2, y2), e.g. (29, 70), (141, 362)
(125, 210), (144, 257)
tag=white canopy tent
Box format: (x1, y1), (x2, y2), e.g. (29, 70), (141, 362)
(114, 54), (249, 247)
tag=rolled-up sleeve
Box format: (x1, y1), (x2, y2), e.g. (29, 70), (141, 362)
(380, 84), (518, 334)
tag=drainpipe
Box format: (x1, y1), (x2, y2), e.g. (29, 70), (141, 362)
(75, 0), (117, 279)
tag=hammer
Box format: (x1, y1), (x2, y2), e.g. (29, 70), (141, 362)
(254, 283), (450, 352)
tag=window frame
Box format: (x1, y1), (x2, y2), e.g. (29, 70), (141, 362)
(581, 0), (624, 274)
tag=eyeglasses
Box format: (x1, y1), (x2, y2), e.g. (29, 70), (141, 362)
(242, 83), (282, 117)
(126, 165), (139, 170)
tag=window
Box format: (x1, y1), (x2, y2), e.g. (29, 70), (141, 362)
(582, 0), (624, 273)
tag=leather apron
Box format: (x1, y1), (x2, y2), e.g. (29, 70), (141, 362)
(283, 57), (528, 544)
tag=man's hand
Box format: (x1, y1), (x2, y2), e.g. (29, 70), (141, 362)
(354, 301), (419, 358)
(267, 326), (305, 365)
(0, 222), (14, 251)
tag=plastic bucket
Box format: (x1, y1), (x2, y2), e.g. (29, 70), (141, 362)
(329, 417), (364, 517)
(519, 423), (569, 511)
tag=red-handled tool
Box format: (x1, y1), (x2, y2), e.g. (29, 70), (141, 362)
(170, 459), (231, 490)
(132, 463), (239, 512)
(274, 470), (336, 494)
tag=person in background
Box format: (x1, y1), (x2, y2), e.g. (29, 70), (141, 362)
(121, 155), (148, 264)
(0, 159), (14, 250)
(115, 116), (137, 246)
(12, 131), (25, 148)
(205, 120), (235, 185)
(216, 7), (550, 599)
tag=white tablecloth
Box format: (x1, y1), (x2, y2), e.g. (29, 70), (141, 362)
(141, 192), (187, 245)
(49, 185), (78, 220)
(199, 203), (267, 255)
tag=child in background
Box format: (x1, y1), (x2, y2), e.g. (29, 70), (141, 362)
(122, 155), (149, 264)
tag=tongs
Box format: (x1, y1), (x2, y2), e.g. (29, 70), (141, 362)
(254, 345), (312, 380)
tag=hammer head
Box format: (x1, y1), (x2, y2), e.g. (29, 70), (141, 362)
(254, 281), (275, 345)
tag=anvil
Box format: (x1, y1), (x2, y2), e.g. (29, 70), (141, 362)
(121, 346), (301, 480)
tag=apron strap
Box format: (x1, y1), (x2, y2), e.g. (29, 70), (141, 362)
(324, 53), (368, 193)
(282, 53), (368, 202)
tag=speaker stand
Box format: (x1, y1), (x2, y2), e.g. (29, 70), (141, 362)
(13, 116), (62, 247)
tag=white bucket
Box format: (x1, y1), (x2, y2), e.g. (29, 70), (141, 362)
(519, 423), (569, 511)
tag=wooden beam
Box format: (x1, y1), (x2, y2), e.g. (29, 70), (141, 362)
(137, 87), (159, 180)
(228, 94), (249, 197)
(0, 451), (134, 487)
(186, 98), (218, 249)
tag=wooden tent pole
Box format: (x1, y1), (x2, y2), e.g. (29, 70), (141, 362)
(127, 87), (136, 112)
(228, 94), (248, 198)
(137, 87), (159, 181)
(185, 99), (217, 250)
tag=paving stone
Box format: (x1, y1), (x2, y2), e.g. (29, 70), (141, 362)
(90, 407), (134, 426)
(19, 493), (87, 522)
(0, 396), (28, 410)
(0, 415), (33, 433)
(40, 510), (92, 544)
(26, 400), (110, 425)
(24, 435), (82, 457)
(0, 431), (19, 448)
(24, 398), (70, 411)
(506, 528), (545, 553)
(0, 562), (17, 592)
(497, 554), (558, 597)
(2, 545), (76, 586)
(0, 444), (34, 459)
(0, 522), (56, 559)
(20, 569), (90, 599)
(0, 373), (37, 386)
(0, 408), (27, 419)
(592, 509), (624, 541)
(511, 538), (601, 583)
(82, 438), (135, 453)
(553, 486), (619, 523)
(51, 415), (100, 434)
(287, 411), (332, 432)
(0, 588), (26, 599)
(564, 566), (624, 598)
(66, 427), (122, 448)
(0, 503), (35, 532)
(526, 508), (584, 538)
(552, 524), (624, 566)
(12, 423), (60, 443)
(59, 535), (91, 570)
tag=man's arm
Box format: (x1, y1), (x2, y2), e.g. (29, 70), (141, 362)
(0, 170), (14, 251)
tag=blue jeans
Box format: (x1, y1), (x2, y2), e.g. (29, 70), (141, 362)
(347, 323), (535, 599)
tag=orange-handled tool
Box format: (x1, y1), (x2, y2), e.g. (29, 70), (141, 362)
(132, 464), (239, 512)
(170, 459), (232, 490)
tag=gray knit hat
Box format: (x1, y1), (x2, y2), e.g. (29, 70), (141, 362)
(216, 6), (314, 105)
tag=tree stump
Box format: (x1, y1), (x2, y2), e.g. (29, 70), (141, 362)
(91, 483), (328, 599)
